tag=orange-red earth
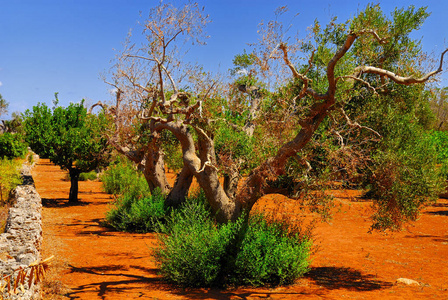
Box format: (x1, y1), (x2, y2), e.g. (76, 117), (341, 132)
(33, 159), (448, 299)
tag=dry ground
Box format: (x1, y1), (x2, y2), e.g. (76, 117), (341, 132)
(33, 159), (448, 299)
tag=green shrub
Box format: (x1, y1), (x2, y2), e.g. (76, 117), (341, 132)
(100, 157), (148, 195)
(0, 133), (27, 159)
(428, 130), (448, 177)
(231, 214), (311, 286)
(65, 171), (98, 181)
(106, 188), (167, 232)
(0, 158), (23, 204)
(79, 171), (98, 181)
(154, 199), (244, 287)
(154, 195), (312, 288)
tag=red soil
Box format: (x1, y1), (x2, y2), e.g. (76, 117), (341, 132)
(33, 159), (448, 299)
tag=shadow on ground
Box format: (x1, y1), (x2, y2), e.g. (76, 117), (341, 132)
(305, 267), (392, 291)
(42, 198), (97, 208)
(66, 264), (164, 299)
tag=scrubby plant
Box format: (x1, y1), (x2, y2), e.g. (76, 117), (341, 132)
(428, 130), (448, 177)
(0, 133), (27, 159)
(154, 192), (312, 287)
(231, 214), (311, 286)
(100, 157), (148, 195)
(79, 171), (98, 181)
(0, 158), (22, 204)
(155, 198), (242, 287)
(106, 188), (166, 232)
(66, 171), (98, 182)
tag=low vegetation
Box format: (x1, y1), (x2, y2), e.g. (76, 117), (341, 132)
(154, 192), (311, 287)
(101, 157), (312, 286)
(0, 133), (27, 160)
(0, 158), (22, 204)
(103, 158), (166, 232)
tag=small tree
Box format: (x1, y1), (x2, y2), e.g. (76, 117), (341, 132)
(24, 100), (112, 202)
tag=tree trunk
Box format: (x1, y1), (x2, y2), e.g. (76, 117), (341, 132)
(166, 165), (193, 206)
(223, 165), (239, 199)
(235, 101), (332, 214)
(141, 147), (171, 194)
(68, 168), (81, 203)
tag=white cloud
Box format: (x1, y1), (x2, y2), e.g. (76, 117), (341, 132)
(0, 81), (3, 87)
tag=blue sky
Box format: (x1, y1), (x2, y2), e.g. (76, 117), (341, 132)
(1, 0), (447, 119)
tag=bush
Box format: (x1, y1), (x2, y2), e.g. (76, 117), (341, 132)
(154, 195), (311, 288)
(155, 198), (242, 287)
(100, 157), (148, 195)
(106, 188), (167, 232)
(65, 171), (98, 181)
(231, 214), (312, 286)
(428, 130), (448, 177)
(0, 158), (23, 204)
(103, 156), (167, 232)
(79, 171), (98, 181)
(0, 133), (27, 159)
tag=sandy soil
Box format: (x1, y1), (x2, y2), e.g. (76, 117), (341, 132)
(32, 159), (448, 299)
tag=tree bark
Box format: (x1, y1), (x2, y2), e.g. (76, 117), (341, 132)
(140, 145), (171, 194)
(166, 165), (193, 206)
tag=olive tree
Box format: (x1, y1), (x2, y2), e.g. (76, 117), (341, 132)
(103, 3), (447, 227)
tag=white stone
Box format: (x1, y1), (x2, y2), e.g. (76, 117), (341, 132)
(396, 278), (420, 286)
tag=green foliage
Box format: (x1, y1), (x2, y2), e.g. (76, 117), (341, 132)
(79, 171), (98, 181)
(160, 131), (183, 172)
(0, 158), (22, 204)
(0, 133), (27, 159)
(66, 171), (97, 181)
(214, 123), (258, 170)
(428, 130), (448, 165)
(154, 195), (311, 287)
(102, 157), (167, 232)
(106, 188), (166, 233)
(366, 120), (444, 231)
(155, 198), (241, 287)
(100, 157), (147, 195)
(23, 100), (112, 173)
(231, 214), (311, 286)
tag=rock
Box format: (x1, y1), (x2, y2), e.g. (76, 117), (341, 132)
(0, 161), (42, 299)
(396, 278), (420, 286)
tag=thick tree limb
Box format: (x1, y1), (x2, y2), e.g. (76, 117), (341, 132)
(352, 48), (447, 84)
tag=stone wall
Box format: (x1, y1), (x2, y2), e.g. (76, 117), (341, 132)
(0, 158), (42, 299)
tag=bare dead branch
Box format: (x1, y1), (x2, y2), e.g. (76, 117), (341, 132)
(339, 107), (381, 137)
(278, 43), (323, 100)
(331, 129), (345, 147)
(338, 75), (379, 96)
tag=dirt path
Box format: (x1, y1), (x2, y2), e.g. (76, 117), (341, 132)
(33, 159), (448, 299)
